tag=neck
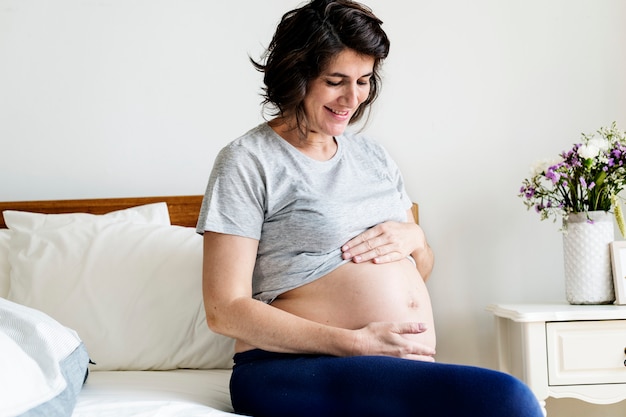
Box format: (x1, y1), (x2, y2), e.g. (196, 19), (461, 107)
(269, 118), (337, 161)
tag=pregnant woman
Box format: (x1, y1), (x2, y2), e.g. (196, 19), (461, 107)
(196, 1), (543, 416)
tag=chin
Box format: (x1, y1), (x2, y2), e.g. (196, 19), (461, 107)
(325, 123), (350, 137)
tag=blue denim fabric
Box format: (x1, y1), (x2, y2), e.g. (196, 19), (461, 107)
(230, 349), (544, 417)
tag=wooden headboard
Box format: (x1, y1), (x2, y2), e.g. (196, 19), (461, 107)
(0, 195), (204, 229)
(0, 196), (419, 229)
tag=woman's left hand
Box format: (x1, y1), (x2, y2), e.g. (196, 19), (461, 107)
(341, 221), (423, 264)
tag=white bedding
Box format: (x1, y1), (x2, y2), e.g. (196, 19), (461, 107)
(0, 298), (86, 416)
(1, 204), (244, 416)
(74, 370), (240, 417)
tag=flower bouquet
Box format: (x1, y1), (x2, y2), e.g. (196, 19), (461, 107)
(519, 122), (626, 236)
(520, 122), (626, 304)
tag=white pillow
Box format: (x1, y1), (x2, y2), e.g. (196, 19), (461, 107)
(102, 201), (172, 225)
(0, 229), (11, 298)
(0, 202), (169, 300)
(0, 298), (86, 417)
(5, 209), (234, 371)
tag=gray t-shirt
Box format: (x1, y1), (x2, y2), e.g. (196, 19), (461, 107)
(197, 123), (412, 303)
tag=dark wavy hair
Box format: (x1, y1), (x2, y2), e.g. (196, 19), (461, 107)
(252, 0), (390, 135)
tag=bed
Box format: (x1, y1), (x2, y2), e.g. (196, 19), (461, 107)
(0, 195), (420, 416)
(0, 195), (240, 417)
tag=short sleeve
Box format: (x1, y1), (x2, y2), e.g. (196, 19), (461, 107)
(371, 139), (413, 211)
(196, 144), (266, 239)
(391, 160), (413, 211)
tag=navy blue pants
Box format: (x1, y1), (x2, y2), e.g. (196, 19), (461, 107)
(230, 349), (544, 417)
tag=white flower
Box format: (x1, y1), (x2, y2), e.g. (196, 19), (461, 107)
(589, 136), (610, 152)
(529, 158), (559, 177)
(578, 143), (601, 159)
(578, 135), (610, 159)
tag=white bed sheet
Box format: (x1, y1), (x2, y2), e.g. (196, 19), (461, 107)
(73, 369), (241, 417)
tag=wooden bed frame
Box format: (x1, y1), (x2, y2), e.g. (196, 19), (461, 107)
(0, 195), (204, 229)
(0, 195), (418, 229)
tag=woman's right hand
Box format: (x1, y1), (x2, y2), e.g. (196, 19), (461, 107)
(352, 322), (436, 362)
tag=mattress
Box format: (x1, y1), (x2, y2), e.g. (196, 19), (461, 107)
(73, 369), (239, 417)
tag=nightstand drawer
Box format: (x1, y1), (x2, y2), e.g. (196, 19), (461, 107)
(546, 320), (626, 385)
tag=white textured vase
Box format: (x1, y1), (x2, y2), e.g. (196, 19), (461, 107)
(562, 211), (615, 305)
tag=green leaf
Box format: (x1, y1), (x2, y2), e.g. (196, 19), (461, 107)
(612, 194), (626, 238)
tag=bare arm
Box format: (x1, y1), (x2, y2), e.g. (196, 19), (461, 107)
(406, 208), (434, 281)
(341, 209), (434, 281)
(202, 231), (435, 359)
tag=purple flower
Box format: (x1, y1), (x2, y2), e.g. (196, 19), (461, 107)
(520, 123), (626, 227)
(545, 168), (560, 183)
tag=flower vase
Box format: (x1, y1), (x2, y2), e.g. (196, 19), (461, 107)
(562, 211), (615, 304)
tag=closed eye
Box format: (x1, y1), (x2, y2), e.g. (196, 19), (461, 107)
(325, 78), (371, 87)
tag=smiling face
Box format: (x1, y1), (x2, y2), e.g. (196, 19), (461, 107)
(302, 49), (375, 141)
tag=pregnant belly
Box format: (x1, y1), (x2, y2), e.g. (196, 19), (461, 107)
(262, 258), (436, 351)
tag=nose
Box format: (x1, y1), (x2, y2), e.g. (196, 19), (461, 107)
(340, 84), (360, 108)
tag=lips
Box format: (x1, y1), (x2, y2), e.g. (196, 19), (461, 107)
(326, 106), (350, 118)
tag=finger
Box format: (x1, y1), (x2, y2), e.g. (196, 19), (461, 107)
(396, 322), (429, 335)
(353, 243), (402, 263)
(342, 226), (384, 252)
(404, 354), (436, 362)
(372, 251), (405, 264)
(343, 237), (394, 260)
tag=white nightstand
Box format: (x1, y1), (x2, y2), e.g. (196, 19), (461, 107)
(487, 303), (626, 416)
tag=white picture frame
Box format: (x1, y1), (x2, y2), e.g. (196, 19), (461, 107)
(609, 241), (626, 305)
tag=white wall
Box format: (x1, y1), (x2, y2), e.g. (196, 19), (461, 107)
(1, 1), (625, 415)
